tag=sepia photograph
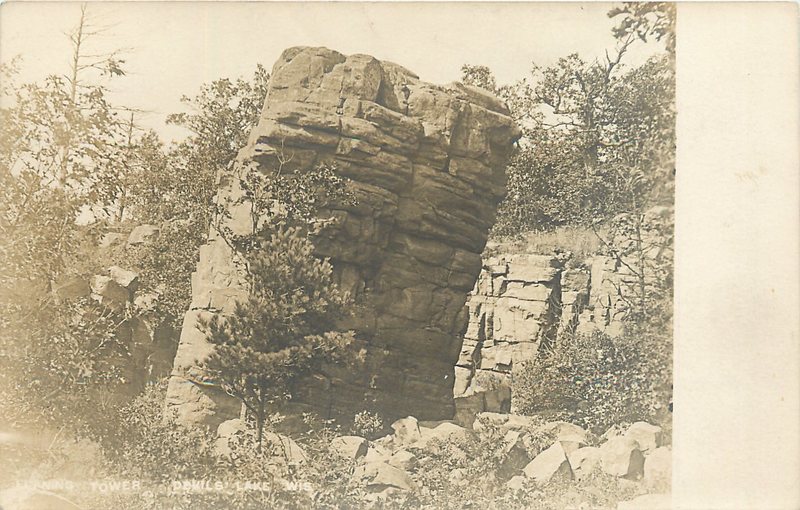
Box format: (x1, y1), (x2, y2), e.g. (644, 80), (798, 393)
(0, 1), (796, 509)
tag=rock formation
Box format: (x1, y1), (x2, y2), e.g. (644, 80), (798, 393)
(454, 205), (674, 421)
(165, 47), (520, 429)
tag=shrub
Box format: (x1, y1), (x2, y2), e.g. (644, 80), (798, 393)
(102, 380), (219, 484)
(350, 410), (386, 439)
(513, 325), (672, 435)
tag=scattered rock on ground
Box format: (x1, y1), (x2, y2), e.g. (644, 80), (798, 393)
(523, 441), (573, 483)
(600, 436), (645, 479)
(330, 435), (369, 461)
(392, 416), (422, 446)
(567, 446), (602, 481)
(127, 224), (160, 247)
(643, 446), (672, 491)
(624, 422), (662, 453)
(388, 449), (418, 471)
(354, 461), (417, 492)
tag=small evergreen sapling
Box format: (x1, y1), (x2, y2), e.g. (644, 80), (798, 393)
(199, 161), (356, 450)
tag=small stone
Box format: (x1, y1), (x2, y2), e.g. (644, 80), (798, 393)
(126, 224), (160, 247)
(391, 416), (422, 446)
(109, 266), (140, 292)
(643, 446), (672, 491)
(388, 449), (418, 471)
(600, 436), (644, 479)
(506, 475), (527, 491)
(624, 422), (662, 453)
(567, 447), (601, 481)
(523, 441), (572, 483)
(330, 435), (369, 461)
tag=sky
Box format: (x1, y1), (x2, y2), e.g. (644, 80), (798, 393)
(0, 1), (664, 142)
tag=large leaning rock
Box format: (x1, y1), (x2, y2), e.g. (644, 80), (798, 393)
(165, 47), (520, 429)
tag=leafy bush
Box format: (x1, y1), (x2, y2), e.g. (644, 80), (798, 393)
(102, 381), (219, 484)
(513, 325), (672, 435)
(350, 410), (386, 440)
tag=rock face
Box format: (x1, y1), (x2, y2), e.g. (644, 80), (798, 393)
(454, 205), (674, 417)
(165, 47), (520, 429)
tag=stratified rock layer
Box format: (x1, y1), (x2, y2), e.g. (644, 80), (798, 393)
(165, 47), (520, 429)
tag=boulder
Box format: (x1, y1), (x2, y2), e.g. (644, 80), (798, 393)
(388, 449), (418, 471)
(567, 447), (601, 481)
(109, 266), (140, 292)
(354, 461), (417, 492)
(127, 224), (159, 247)
(624, 421), (663, 453)
(541, 421), (588, 454)
(600, 436), (645, 479)
(523, 441), (572, 483)
(165, 46), (519, 428)
(263, 432), (308, 465)
(363, 443), (392, 464)
(497, 430), (533, 480)
(643, 446), (672, 491)
(472, 412), (540, 435)
(215, 418), (247, 457)
(505, 475), (527, 491)
(90, 275), (130, 311)
(330, 435), (369, 461)
(617, 493), (671, 510)
(418, 421), (472, 446)
(391, 416), (422, 446)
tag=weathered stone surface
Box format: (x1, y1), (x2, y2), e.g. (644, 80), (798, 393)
(264, 432), (308, 465)
(165, 46), (519, 428)
(388, 449), (418, 471)
(215, 418), (247, 457)
(624, 421), (663, 454)
(90, 275), (130, 311)
(600, 436), (645, 479)
(643, 446), (672, 491)
(505, 475), (527, 491)
(523, 441), (572, 483)
(354, 461), (417, 492)
(392, 416), (422, 446)
(109, 265), (139, 291)
(455, 207), (673, 409)
(126, 224), (159, 247)
(418, 421), (472, 446)
(497, 430), (533, 480)
(330, 435), (369, 461)
(567, 446), (601, 480)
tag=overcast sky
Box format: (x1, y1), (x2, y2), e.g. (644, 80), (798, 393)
(0, 2), (664, 141)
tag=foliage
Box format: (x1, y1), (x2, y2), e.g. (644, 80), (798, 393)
(103, 381), (219, 483)
(350, 410), (386, 439)
(164, 64), (270, 232)
(200, 223), (355, 448)
(609, 2), (676, 54)
(464, 3), (676, 237)
(513, 324), (672, 435)
(121, 66), (271, 328)
(199, 152), (356, 449)
(460, 64), (498, 92)
(594, 207), (674, 323)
